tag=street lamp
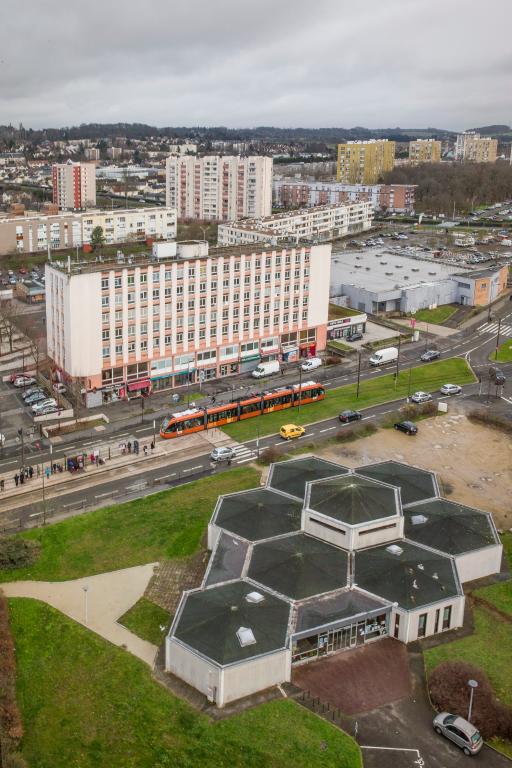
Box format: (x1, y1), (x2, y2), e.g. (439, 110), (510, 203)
(467, 679), (478, 722)
(356, 350), (362, 399)
(297, 363), (303, 415)
(82, 584), (89, 625)
(17, 428), (25, 468)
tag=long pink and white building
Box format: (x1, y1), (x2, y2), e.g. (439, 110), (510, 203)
(45, 241), (330, 407)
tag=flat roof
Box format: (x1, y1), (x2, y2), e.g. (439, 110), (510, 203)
(268, 457), (349, 500)
(403, 498), (499, 555)
(295, 589), (387, 634)
(203, 532), (249, 587)
(355, 540), (461, 610)
(248, 532), (348, 600)
(307, 473), (399, 525)
(213, 488), (302, 542)
(356, 461), (437, 507)
(173, 580), (290, 666)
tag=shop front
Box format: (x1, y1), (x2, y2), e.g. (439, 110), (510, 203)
(127, 378), (151, 399)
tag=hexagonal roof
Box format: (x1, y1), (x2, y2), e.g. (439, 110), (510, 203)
(173, 580), (291, 665)
(248, 533), (348, 600)
(404, 499), (499, 555)
(213, 488), (302, 541)
(356, 461), (437, 506)
(307, 473), (399, 526)
(268, 457), (349, 500)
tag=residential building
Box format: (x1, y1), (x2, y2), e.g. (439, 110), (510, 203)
(273, 179), (415, 213)
(44, 240), (330, 405)
(409, 139), (441, 164)
(217, 202), (373, 247)
(455, 132), (498, 163)
(107, 147), (123, 160)
(165, 456), (501, 707)
(337, 140), (395, 184)
(166, 155), (273, 221)
(84, 147), (100, 161)
(52, 160), (96, 210)
(14, 279), (45, 304)
(0, 207), (176, 255)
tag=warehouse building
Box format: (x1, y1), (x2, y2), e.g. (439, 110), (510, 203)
(165, 457), (502, 707)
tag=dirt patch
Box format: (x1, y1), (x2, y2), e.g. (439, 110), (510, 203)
(145, 552), (208, 612)
(292, 638), (411, 714)
(318, 413), (512, 529)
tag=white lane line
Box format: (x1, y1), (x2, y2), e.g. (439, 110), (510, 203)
(29, 511), (43, 517)
(237, 457), (254, 464)
(362, 414), (376, 420)
(184, 465), (203, 472)
(319, 426), (336, 433)
(324, 381), (332, 385)
(274, 441), (283, 446)
(135, 427), (150, 433)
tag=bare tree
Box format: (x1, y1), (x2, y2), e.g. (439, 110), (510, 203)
(0, 300), (22, 355)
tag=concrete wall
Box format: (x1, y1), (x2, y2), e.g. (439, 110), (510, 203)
(307, 244), (331, 332)
(352, 517), (404, 550)
(393, 595), (465, 644)
(455, 544), (503, 584)
(304, 514), (349, 549)
(165, 638), (221, 701)
(219, 648), (291, 706)
(304, 512), (403, 551)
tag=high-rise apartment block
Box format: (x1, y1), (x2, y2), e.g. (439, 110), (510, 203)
(166, 155), (273, 221)
(45, 241), (330, 405)
(455, 132), (498, 163)
(409, 139), (441, 164)
(52, 160), (97, 210)
(337, 140), (395, 184)
(273, 179), (416, 214)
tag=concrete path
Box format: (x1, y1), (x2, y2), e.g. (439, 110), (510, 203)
(394, 319), (458, 337)
(1, 563), (159, 666)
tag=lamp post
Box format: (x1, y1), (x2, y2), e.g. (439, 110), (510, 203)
(140, 395), (145, 424)
(494, 318), (502, 361)
(407, 366), (413, 402)
(395, 334), (401, 383)
(467, 679), (478, 722)
(356, 350), (362, 399)
(17, 428), (25, 468)
(82, 584), (89, 625)
(187, 361), (191, 407)
(424, 323), (429, 352)
(297, 363), (303, 415)
(153, 418), (156, 444)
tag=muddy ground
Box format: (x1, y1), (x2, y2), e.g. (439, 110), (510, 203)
(318, 413), (512, 530)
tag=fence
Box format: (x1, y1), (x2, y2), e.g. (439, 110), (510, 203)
(297, 689), (352, 731)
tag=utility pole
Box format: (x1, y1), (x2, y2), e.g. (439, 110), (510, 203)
(424, 324), (429, 352)
(407, 366), (413, 402)
(395, 334), (401, 384)
(17, 428), (25, 468)
(494, 318), (502, 360)
(187, 361), (191, 407)
(297, 364), (303, 415)
(140, 395), (145, 424)
(356, 351), (362, 399)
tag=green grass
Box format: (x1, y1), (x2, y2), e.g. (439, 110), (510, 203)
(474, 581), (512, 616)
(9, 599), (361, 768)
(327, 340), (354, 353)
(424, 607), (512, 708)
(0, 467), (259, 583)
(118, 598), (171, 645)
(328, 303), (361, 319)
(412, 305), (457, 324)
(222, 358), (475, 442)
(491, 340), (512, 362)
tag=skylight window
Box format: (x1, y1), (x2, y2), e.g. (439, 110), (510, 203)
(411, 514), (428, 525)
(245, 591), (265, 604)
(236, 626), (256, 647)
(386, 544), (403, 556)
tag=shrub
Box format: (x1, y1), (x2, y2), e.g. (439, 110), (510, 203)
(257, 446), (281, 465)
(429, 661), (512, 741)
(468, 409), (512, 435)
(325, 356), (340, 366)
(336, 422), (378, 443)
(4, 753), (29, 768)
(0, 536), (41, 570)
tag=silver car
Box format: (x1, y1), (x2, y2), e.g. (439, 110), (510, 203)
(411, 391), (432, 404)
(440, 383), (462, 396)
(433, 712), (483, 756)
(210, 446), (236, 463)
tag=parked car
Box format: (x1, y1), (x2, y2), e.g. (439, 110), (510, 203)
(369, 347), (398, 366)
(210, 446), (236, 463)
(433, 713), (483, 756)
(13, 375), (36, 387)
(300, 357), (322, 372)
(339, 410), (362, 423)
(31, 398), (57, 414)
(346, 332), (363, 342)
(34, 404), (59, 416)
(252, 360), (280, 378)
(394, 420), (418, 435)
(420, 349), (441, 362)
(411, 391), (432, 404)
(489, 366), (506, 386)
(440, 383), (462, 395)
(280, 424), (305, 440)
(22, 387), (44, 400)
(52, 382), (67, 394)
(25, 391), (47, 405)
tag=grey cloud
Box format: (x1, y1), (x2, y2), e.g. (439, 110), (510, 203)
(0, 0), (511, 129)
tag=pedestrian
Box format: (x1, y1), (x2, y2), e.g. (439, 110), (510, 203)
(25, 467), (29, 479)
(29, 466), (34, 479)
(0, 479), (4, 491)
(143, 445), (148, 456)
(150, 440), (155, 451)
(127, 441), (132, 454)
(45, 466), (51, 480)
(20, 472), (24, 485)
(14, 474), (18, 487)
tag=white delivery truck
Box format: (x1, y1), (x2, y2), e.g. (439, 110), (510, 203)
(368, 347), (399, 366)
(252, 360), (280, 378)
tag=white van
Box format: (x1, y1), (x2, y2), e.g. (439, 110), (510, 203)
(300, 357), (322, 372)
(368, 347), (399, 366)
(252, 360), (280, 378)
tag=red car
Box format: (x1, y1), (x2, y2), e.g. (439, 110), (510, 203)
(19, 267), (28, 274)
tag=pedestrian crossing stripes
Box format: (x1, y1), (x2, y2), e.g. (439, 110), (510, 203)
(477, 322), (512, 336)
(231, 444), (256, 464)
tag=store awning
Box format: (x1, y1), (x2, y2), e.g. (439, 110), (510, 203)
(127, 378), (151, 392)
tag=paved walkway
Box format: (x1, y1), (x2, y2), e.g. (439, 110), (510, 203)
(1, 563), (159, 666)
(394, 319), (458, 337)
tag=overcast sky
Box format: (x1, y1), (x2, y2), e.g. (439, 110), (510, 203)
(1, 0), (511, 131)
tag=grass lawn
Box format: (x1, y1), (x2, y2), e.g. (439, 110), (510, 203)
(474, 581), (512, 616)
(118, 597), (171, 645)
(222, 358), (475, 442)
(9, 599), (361, 768)
(328, 303), (361, 319)
(327, 340), (354, 353)
(412, 305), (457, 324)
(0, 467), (259, 583)
(490, 340), (512, 363)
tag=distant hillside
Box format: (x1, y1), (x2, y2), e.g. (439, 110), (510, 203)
(470, 125), (511, 135)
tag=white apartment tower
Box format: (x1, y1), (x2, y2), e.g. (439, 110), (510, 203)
(166, 155), (273, 221)
(52, 160), (97, 210)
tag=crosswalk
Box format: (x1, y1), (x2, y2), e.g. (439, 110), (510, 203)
(231, 443), (257, 464)
(476, 321), (512, 336)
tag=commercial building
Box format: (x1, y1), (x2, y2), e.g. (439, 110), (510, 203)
(52, 160), (96, 210)
(217, 202), (373, 247)
(273, 179), (415, 214)
(166, 155), (273, 221)
(44, 240), (330, 405)
(165, 456), (501, 707)
(409, 139), (441, 164)
(330, 248), (509, 314)
(337, 140), (395, 184)
(455, 132), (498, 163)
(0, 207), (176, 256)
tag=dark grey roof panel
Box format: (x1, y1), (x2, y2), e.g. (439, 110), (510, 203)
(204, 532), (249, 587)
(215, 488), (302, 541)
(308, 473), (398, 525)
(269, 457), (349, 500)
(295, 590), (387, 633)
(404, 498), (498, 555)
(356, 461), (437, 506)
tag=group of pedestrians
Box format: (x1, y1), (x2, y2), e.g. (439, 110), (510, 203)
(13, 465), (35, 487)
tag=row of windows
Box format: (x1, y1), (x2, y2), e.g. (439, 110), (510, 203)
(100, 283), (308, 308)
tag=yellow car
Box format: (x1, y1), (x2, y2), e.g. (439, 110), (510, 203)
(280, 424), (306, 440)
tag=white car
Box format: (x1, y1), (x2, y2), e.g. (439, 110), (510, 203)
(411, 391), (432, 404)
(52, 382), (67, 394)
(300, 357), (322, 372)
(31, 398), (57, 414)
(13, 375), (36, 387)
(440, 383), (462, 396)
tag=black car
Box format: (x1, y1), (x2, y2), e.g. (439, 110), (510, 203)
(346, 332), (363, 342)
(420, 349), (441, 362)
(394, 420), (418, 435)
(489, 366), (506, 386)
(339, 410), (362, 423)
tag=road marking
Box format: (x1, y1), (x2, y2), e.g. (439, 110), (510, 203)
(324, 381), (332, 385)
(237, 457), (254, 464)
(319, 426), (336, 433)
(154, 474), (172, 482)
(29, 511), (43, 517)
(362, 414), (376, 420)
(184, 465), (203, 472)
(135, 427), (150, 433)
